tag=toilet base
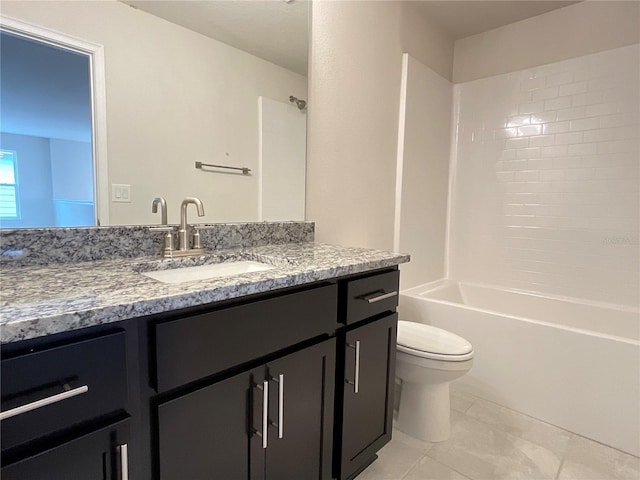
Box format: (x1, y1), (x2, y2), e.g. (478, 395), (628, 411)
(397, 380), (451, 442)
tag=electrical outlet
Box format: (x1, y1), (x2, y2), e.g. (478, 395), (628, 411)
(112, 184), (131, 203)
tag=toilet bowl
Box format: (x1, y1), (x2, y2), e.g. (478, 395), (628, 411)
(395, 320), (473, 442)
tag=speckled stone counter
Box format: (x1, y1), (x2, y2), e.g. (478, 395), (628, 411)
(0, 243), (409, 344)
(0, 222), (315, 266)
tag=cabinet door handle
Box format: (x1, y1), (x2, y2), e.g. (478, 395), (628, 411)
(346, 341), (361, 394)
(0, 385), (89, 421)
(361, 290), (398, 304)
(255, 381), (269, 449)
(270, 374), (284, 439)
(119, 443), (129, 480)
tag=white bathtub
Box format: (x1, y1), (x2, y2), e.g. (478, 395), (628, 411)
(399, 280), (640, 456)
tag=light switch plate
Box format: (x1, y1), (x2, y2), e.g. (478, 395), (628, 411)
(112, 184), (131, 203)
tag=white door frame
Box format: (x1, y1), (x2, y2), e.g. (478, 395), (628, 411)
(0, 15), (110, 226)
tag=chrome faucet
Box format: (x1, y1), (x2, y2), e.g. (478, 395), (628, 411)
(178, 197), (205, 251)
(151, 197), (168, 224)
(150, 197), (175, 256)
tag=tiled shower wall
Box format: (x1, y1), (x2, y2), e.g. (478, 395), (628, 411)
(449, 45), (639, 306)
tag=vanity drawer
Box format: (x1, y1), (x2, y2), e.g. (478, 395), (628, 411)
(154, 284), (337, 393)
(344, 270), (399, 325)
(1, 331), (128, 451)
(1, 416), (130, 480)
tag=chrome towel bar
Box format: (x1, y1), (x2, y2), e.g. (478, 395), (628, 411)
(195, 161), (251, 175)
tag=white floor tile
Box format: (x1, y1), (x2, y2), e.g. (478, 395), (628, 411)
(451, 391), (476, 414)
(465, 398), (571, 456)
(557, 434), (640, 480)
(391, 427), (435, 452)
(371, 395), (639, 480)
(402, 455), (471, 480)
(425, 414), (562, 480)
(356, 438), (426, 480)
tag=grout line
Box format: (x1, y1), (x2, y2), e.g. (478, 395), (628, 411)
(422, 450), (474, 480)
(454, 394), (475, 414)
(398, 452), (429, 480)
(453, 398), (574, 458)
(459, 392), (569, 432)
(566, 431), (640, 459)
(554, 457), (566, 480)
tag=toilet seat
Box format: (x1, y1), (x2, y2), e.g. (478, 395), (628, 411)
(397, 320), (473, 362)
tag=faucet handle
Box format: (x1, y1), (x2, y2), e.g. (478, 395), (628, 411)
(192, 229), (202, 250)
(190, 225), (215, 250)
(148, 226), (175, 233)
(191, 225), (217, 233)
(149, 226), (176, 257)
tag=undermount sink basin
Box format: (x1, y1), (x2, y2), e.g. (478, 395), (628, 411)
(141, 261), (275, 284)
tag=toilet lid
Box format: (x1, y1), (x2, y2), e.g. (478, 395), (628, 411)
(397, 320), (473, 358)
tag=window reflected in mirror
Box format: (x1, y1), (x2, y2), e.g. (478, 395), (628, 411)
(0, 31), (96, 228)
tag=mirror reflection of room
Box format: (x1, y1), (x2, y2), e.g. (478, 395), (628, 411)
(0, 0), (308, 228)
(0, 32), (95, 228)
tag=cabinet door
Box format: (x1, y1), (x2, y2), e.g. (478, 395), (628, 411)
(157, 367), (265, 480)
(1, 417), (130, 480)
(264, 338), (335, 480)
(339, 313), (397, 480)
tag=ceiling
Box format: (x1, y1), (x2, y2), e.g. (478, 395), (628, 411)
(123, 0), (309, 76)
(416, 1), (580, 40)
(0, 31), (93, 143)
(121, 1), (580, 76)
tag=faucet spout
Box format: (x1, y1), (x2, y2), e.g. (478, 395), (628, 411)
(178, 197), (205, 250)
(151, 197), (168, 225)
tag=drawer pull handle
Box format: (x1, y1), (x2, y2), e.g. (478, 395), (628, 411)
(255, 381), (269, 449)
(362, 290), (398, 304)
(119, 443), (129, 480)
(270, 374), (284, 439)
(346, 341), (361, 394)
(0, 385), (89, 421)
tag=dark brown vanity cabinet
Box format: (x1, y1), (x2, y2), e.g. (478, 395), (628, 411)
(1, 418), (130, 480)
(0, 268), (401, 479)
(334, 271), (399, 480)
(153, 284), (338, 480)
(0, 330), (131, 480)
(157, 339), (335, 480)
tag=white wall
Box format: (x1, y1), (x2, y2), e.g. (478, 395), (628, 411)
(454, 1), (640, 83)
(50, 139), (93, 202)
(1, 0), (306, 226)
(449, 45), (640, 306)
(258, 97), (306, 222)
(306, 1), (454, 251)
(396, 54), (452, 290)
(306, 1), (402, 251)
(0, 30), (92, 143)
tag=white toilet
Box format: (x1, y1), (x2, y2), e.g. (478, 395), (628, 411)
(395, 320), (473, 442)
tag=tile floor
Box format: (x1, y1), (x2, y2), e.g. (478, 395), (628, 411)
(357, 389), (640, 480)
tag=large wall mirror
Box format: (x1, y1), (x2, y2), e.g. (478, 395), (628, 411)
(0, 0), (309, 228)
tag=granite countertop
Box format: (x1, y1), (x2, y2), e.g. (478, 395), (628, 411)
(0, 242), (409, 344)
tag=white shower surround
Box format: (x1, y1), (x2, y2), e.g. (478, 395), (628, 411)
(399, 280), (640, 456)
(396, 45), (640, 457)
(449, 44), (640, 306)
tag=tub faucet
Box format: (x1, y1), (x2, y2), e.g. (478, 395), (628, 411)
(151, 197), (168, 224)
(178, 197), (205, 251)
